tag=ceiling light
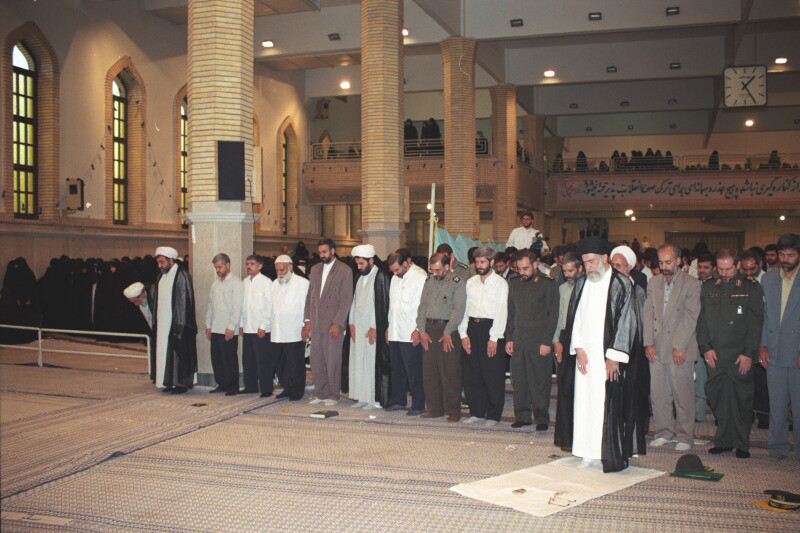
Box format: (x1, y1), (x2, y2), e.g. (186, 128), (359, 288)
(627, 125), (634, 130)
(544, 70), (556, 78)
(588, 12), (602, 21)
(670, 62), (681, 70)
(510, 18), (524, 28)
(261, 40), (274, 48)
(669, 123), (677, 129)
(774, 57), (788, 64)
(666, 6), (680, 16)
(606, 65), (618, 73)
(794, 118), (800, 124)
(340, 80), (351, 89)
(426, 203), (432, 210)
(620, 100), (630, 107)
(328, 33), (341, 41)
(624, 209), (634, 216)
(402, 28), (409, 36)
(569, 103), (579, 109)
(585, 126), (593, 131)
(631, 216), (637, 221)
(745, 119), (754, 127)
(667, 98), (677, 105)
(779, 215), (786, 221)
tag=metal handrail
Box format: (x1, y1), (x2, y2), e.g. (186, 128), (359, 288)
(546, 152), (800, 174)
(310, 138), (492, 160)
(0, 324), (150, 372)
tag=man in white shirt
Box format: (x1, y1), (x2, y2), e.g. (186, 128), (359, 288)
(385, 249), (428, 416)
(506, 211), (549, 254)
(239, 254), (273, 397)
(458, 247), (509, 426)
(272, 255), (310, 401)
(206, 253), (243, 396)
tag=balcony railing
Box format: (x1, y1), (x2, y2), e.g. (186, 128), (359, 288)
(546, 152), (800, 174)
(311, 138), (491, 160)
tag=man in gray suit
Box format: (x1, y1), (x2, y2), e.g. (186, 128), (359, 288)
(303, 238), (354, 406)
(644, 243), (702, 452)
(759, 233), (800, 461)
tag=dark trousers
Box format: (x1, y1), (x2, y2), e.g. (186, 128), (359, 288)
(464, 319), (506, 421)
(273, 341), (306, 400)
(389, 341), (425, 411)
(210, 333), (239, 392)
(423, 320), (462, 418)
(243, 332), (273, 393)
(753, 363), (769, 424)
(511, 344), (553, 424)
(706, 351), (754, 451)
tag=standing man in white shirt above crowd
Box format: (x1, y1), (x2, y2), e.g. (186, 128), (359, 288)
(206, 253), (243, 396)
(240, 254), (273, 397)
(385, 248), (428, 416)
(506, 211), (549, 254)
(459, 247), (509, 427)
(272, 255), (310, 402)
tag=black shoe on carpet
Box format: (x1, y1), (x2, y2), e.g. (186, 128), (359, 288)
(511, 421), (532, 428)
(708, 446), (733, 454)
(289, 396), (302, 401)
(735, 449), (750, 459)
(161, 387), (174, 394)
(170, 387), (187, 394)
(275, 391), (290, 399)
(386, 405), (406, 412)
(209, 387), (224, 393)
(225, 391), (237, 396)
(241, 389), (259, 394)
(260, 392), (273, 398)
(536, 423), (549, 431)
(406, 409), (425, 416)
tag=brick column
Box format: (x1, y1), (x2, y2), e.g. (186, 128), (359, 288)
(490, 84), (517, 242)
(441, 37), (477, 238)
(360, 0), (405, 258)
(521, 114), (546, 172)
(186, 0), (256, 386)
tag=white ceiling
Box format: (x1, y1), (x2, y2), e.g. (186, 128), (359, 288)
(142, 0), (800, 137)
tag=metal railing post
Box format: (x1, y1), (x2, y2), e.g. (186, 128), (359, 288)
(37, 327), (43, 367)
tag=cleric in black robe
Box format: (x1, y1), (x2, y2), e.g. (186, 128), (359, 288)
(555, 236), (635, 473)
(152, 247), (197, 391)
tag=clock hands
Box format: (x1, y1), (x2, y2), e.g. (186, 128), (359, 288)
(740, 76), (756, 103)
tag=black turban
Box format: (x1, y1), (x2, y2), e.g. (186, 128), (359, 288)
(578, 236), (609, 257)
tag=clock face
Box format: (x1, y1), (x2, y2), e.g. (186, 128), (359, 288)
(724, 66), (767, 107)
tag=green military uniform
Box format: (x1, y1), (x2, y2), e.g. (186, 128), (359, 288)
(506, 273), (559, 426)
(452, 261), (472, 280)
(416, 269), (467, 418)
(697, 272), (764, 452)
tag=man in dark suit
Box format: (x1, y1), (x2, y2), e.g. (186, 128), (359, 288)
(759, 233), (800, 461)
(303, 238), (354, 406)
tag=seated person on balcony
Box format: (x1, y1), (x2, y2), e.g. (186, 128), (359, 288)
(552, 153), (564, 172)
(708, 150), (720, 171)
(576, 151), (589, 172)
(610, 150), (620, 170)
(427, 118), (441, 139)
(645, 148), (655, 169)
(420, 121), (430, 140)
(767, 150), (781, 169)
(404, 119), (418, 141)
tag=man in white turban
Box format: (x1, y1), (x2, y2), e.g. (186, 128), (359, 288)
(124, 281), (156, 381)
(271, 254), (310, 401)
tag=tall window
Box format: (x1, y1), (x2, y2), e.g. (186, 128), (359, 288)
(112, 77), (127, 223)
(281, 132), (289, 234)
(12, 44), (36, 217)
(180, 98), (188, 226)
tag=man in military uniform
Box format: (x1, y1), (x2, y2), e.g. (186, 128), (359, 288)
(697, 249), (764, 458)
(436, 243), (471, 280)
(505, 248), (559, 430)
(413, 253), (467, 421)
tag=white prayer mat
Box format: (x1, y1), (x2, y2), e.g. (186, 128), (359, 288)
(451, 456), (664, 517)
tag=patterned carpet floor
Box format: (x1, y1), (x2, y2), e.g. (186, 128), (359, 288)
(0, 362), (798, 532)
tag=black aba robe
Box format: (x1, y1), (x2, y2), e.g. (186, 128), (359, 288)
(624, 282), (650, 457)
(341, 262), (393, 407)
(152, 267), (198, 388)
(555, 268), (635, 473)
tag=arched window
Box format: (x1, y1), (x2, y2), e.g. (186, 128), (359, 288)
(112, 77), (127, 223)
(277, 117), (299, 235)
(12, 44), (36, 217)
(281, 131), (289, 234)
(180, 97), (188, 225)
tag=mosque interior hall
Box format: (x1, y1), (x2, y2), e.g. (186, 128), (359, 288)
(0, 1), (799, 531)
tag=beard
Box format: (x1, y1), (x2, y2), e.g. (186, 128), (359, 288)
(586, 264), (607, 282)
(321, 255), (333, 264)
(278, 271), (292, 284)
(358, 264), (372, 276)
(782, 258), (800, 272)
(660, 267), (676, 278)
(476, 265), (491, 276)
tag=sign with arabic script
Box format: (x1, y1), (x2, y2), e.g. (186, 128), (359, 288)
(548, 174), (799, 210)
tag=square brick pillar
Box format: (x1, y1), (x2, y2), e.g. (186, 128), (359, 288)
(521, 114), (546, 172)
(185, 0), (256, 386)
(360, 0), (405, 258)
(441, 37), (478, 239)
(490, 84), (518, 242)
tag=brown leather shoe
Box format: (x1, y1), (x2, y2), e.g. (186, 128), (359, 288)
(420, 412), (434, 419)
(447, 416), (461, 422)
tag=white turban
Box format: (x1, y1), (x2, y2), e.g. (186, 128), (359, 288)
(123, 282), (145, 299)
(275, 254), (293, 264)
(155, 246), (178, 260)
(351, 244), (376, 259)
(611, 245), (637, 268)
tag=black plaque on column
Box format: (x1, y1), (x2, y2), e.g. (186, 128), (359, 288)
(217, 141), (245, 201)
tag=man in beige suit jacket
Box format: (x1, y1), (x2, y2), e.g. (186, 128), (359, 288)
(303, 239), (354, 405)
(644, 244), (702, 451)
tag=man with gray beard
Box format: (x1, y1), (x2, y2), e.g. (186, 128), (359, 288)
(272, 255), (310, 401)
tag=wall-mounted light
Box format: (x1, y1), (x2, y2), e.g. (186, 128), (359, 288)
(402, 28), (409, 36)
(630, 216), (637, 221)
(625, 209), (634, 216)
(745, 119), (754, 127)
(775, 57), (788, 64)
(779, 215), (786, 221)
(544, 70), (555, 78)
(261, 40), (274, 48)
(340, 80), (351, 89)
